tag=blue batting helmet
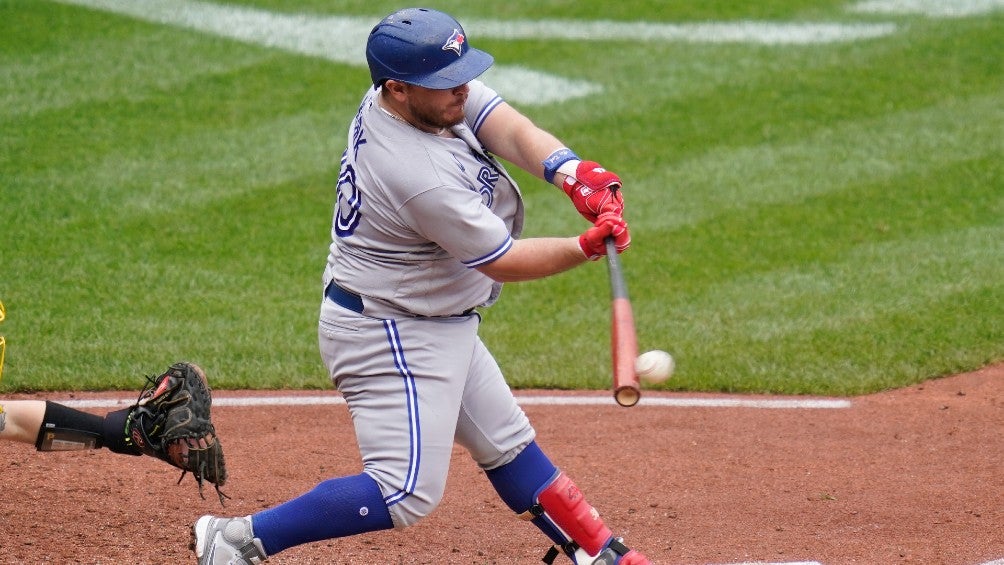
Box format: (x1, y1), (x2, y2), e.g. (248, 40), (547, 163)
(365, 8), (494, 89)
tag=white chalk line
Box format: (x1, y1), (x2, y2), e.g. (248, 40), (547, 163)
(51, 0), (1004, 108)
(51, 0), (898, 105)
(53, 394), (850, 410)
(850, 0), (1004, 17)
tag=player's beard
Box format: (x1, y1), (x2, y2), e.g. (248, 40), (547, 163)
(407, 98), (465, 132)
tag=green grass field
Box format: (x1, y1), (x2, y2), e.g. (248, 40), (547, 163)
(1, 0), (1001, 394)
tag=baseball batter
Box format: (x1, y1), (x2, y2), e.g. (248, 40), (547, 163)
(193, 8), (647, 565)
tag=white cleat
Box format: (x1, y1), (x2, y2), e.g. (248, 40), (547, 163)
(191, 515), (268, 565)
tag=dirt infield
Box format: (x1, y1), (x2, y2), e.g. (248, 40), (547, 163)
(1, 363), (1001, 564)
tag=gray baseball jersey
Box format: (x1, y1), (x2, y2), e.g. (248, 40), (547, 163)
(318, 80), (535, 527)
(324, 80), (524, 318)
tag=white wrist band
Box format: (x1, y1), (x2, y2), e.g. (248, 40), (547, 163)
(557, 160), (581, 180)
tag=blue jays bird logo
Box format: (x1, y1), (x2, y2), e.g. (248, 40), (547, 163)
(442, 29), (465, 56)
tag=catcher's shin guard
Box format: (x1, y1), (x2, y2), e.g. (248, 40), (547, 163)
(529, 472), (651, 564)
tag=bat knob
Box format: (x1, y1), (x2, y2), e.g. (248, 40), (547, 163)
(614, 386), (640, 407)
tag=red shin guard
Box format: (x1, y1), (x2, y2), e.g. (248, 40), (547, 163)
(536, 472), (612, 556)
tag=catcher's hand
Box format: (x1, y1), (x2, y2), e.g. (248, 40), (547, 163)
(126, 362), (229, 504)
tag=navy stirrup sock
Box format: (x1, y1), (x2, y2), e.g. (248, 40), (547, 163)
(485, 441), (568, 547)
(486, 440), (556, 513)
(251, 472), (393, 555)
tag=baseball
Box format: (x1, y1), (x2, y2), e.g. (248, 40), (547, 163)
(635, 350), (674, 384)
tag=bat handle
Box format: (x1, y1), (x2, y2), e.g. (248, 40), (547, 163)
(604, 236), (618, 258)
(603, 184), (622, 262)
(605, 237), (627, 299)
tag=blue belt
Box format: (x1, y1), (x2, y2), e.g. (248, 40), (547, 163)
(325, 281), (476, 318)
(324, 282), (364, 314)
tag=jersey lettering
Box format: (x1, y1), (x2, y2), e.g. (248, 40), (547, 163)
(458, 150), (500, 208)
(337, 105), (370, 237)
(351, 98), (369, 160)
(476, 166), (499, 207)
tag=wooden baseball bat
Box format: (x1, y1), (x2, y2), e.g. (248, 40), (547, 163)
(605, 236), (640, 407)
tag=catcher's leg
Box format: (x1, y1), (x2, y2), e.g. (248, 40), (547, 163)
(486, 441), (651, 565)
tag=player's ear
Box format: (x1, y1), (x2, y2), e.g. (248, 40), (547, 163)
(383, 79), (408, 98)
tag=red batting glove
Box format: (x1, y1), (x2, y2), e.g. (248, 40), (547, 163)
(562, 161), (624, 223)
(578, 211), (631, 261)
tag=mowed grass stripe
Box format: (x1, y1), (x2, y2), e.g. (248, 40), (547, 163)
(5, 107), (341, 210)
(0, 4), (275, 122)
(684, 222), (1002, 343)
(5, 57), (352, 231)
(679, 282), (1001, 395)
(652, 152), (1003, 285)
(646, 93), (1004, 230)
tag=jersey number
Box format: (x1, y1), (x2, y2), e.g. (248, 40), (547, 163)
(335, 163), (362, 237)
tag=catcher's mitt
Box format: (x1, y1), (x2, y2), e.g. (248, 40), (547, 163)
(126, 362), (229, 504)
